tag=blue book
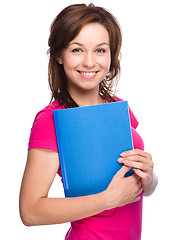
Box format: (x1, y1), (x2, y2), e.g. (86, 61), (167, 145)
(53, 101), (134, 198)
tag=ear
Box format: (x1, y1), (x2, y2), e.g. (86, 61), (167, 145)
(56, 56), (63, 64)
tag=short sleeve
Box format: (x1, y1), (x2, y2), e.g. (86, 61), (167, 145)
(28, 107), (58, 152)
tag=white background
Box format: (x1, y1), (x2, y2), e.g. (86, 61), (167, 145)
(1, 0), (175, 239)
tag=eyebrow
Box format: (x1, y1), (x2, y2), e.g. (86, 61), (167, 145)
(69, 42), (109, 47)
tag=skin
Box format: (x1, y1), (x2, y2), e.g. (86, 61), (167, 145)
(57, 23), (111, 106)
(19, 23), (158, 226)
(118, 149), (158, 197)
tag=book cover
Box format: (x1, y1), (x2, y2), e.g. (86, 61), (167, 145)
(53, 101), (134, 198)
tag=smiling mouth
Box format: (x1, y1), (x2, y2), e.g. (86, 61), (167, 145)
(77, 71), (99, 77)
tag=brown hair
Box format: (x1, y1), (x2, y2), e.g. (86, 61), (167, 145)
(48, 3), (122, 108)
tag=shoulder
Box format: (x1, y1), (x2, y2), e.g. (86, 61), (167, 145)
(113, 96), (139, 129)
(33, 101), (63, 125)
(35, 100), (62, 118)
(28, 101), (64, 152)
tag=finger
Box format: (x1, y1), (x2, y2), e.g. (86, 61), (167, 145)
(118, 155), (145, 163)
(137, 178), (143, 186)
(136, 185), (143, 196)
(120, 149), (150, 158)
(128, 172), (141, 182)
(132, 196), (141, 203)
(118, 165), (132, 177)
(133, 168), (147, 179)
(121, 160), (146, 172)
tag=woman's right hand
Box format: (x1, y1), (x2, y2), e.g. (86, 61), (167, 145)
(103, 165), (143, 210)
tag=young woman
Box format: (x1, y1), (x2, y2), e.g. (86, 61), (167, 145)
(19, 4), (158, 240)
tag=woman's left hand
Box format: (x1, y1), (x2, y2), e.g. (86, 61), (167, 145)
(118, 149), (154, 187)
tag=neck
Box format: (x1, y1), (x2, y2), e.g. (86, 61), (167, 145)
(68, 88), (105, 107)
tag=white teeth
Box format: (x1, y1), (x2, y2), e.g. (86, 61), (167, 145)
(80, 72), (96, 76)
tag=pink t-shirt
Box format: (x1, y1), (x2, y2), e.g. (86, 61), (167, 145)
(28, 98), (144, 240)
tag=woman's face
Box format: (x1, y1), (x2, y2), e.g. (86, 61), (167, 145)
(57, 23), (111, 94)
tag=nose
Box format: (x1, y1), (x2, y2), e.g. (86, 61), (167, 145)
(82, 52), (96, 68)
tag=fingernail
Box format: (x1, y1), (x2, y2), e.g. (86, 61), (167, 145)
(120, 152), (126, 157)
(118, 157), (123, 162)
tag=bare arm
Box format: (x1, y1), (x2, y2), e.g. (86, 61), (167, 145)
(19, 149), (142, 226)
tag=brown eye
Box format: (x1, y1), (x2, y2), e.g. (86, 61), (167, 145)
(72, 48), (83, 53)
(96, 49), (106, 53)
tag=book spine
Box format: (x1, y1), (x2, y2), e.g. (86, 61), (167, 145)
(125, 102), (134, 177)
(127, 102), (134, 149)
(53, 111), (69, 197)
